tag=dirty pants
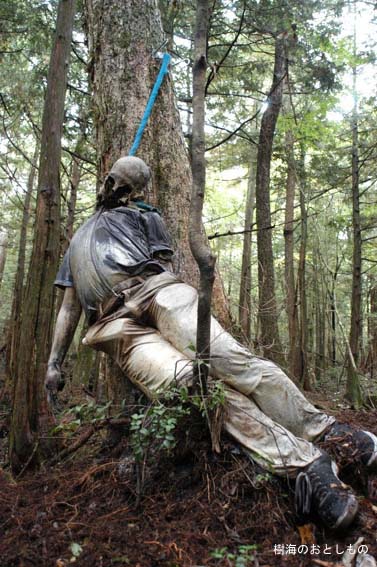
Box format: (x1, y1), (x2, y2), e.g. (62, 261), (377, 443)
(85, 272), (334, 476)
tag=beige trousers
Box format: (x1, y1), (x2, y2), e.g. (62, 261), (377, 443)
(85, 272), (334, 476)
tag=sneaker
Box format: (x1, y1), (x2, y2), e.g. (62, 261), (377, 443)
(295, 453), (358, 529)
(324, 421), (377, 471)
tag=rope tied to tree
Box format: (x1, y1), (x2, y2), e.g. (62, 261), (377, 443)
(128, 53), (171, 156)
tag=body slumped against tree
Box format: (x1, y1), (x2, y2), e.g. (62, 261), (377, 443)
(44, 155), (377, 531)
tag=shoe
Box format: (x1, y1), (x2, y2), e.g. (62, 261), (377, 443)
(295, 453), (358, 529)
(324, 421), (377, 471)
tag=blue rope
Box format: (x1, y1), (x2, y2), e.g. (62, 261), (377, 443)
(129, 53), (171, 156)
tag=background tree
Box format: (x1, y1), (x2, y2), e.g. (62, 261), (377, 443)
(9, 0), (76, 471)
(189, 0), (215, 392)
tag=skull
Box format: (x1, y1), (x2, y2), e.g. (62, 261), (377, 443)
(97, 156), (151, 209)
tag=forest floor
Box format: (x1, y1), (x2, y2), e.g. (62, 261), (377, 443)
(1, 371), (377, 567)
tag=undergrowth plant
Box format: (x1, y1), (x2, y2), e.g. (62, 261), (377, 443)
(129, 381), (226, 501)
(129, 381), (226, 464)
(52, 400), (112, 436)
(210, 544), (257, 566)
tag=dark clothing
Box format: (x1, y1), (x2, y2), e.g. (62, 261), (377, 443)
(55, 204), (173, 321)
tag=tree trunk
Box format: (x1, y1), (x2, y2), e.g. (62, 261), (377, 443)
(10, 0), (76, 472)
(297, 148), (310, 390)
(65, 156), (80, 244)
(346, 114), (362, 405)
(239, 148), (257, 342)
(189, 0), (215, 393)
(367, 280), (377, 381)
(55, 152), (81, 316)
(328, 252), (340, 367)
(255, 35), (286, 365)
(83, 0), (230, 326)
(0, 233), (8, 293)
(283, 129), (301, 380)
(314, 246), (325, 382)
(346, 22), (363, 407)
(7, 145), (39, 378)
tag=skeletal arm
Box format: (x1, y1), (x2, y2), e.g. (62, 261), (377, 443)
(45, 286), (82, 395)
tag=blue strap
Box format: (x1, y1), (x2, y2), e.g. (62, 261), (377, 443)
(129, 53), (171, 156)
(133, 200), (161, 214)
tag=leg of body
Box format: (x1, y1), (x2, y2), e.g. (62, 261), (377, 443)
(84, 312), (359, 529)
(84, 316), (322, 476)
(147, 281), (333, 441)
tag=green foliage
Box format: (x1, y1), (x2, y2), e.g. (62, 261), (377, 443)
(129, 382), (226, 463)
(210, 544), (257, 566)
(180, 380), (227, 413)
(52, 401), (112, 434)
(130, 397), (190, 462)
(69, 542), (83, 559)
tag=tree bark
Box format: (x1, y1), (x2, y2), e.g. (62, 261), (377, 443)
(65, 156), (80, 245)
(297, 147), (310, 390)
(313, 246), (325, 382)
(239, 147), (257, 342)
(345, 10), (362, 407)
(7, 144), (39, 378)
(0, 233), (8, 293)
(255, 35), (286, 365)
(10, 0), (76, 471)
(83, 0), (230, 326)
(367, 280), (377, 381)
(55, 152), (81, 316)
(189, 0), (215, 392)
(328, 254), (340, 367)
(283, 129), (301, 380)
(346, 69), (363, 407)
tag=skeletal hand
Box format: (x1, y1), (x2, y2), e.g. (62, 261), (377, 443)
(45, 363), (65, 407)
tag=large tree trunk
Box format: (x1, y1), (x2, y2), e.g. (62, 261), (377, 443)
(84, 0), (230, 326)
(239, 148), (257, 342)
(255, 36), (286, 365)
(7, 145), (39, 378)
(10, 0), (75, 471)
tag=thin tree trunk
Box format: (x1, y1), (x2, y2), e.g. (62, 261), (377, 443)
(189, 0), (215, 392)
(297, 148), (310, 390)
(328, 251), (341, 366)
(10, 0), (76, 472)
(0, 233), (8, 292)
(314, 246), (325, 382)
(346, 27), (363, 406)
(239, 148), (257, 342)
(55, 153), (81, 316)
(65, 156), (80, 244)
(255, 35), (287, 365)
(367, 280), (377, 380)
(8, 145), (39, 378)
(227, 242), (234, 297)
(283, 129), (301, 380)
